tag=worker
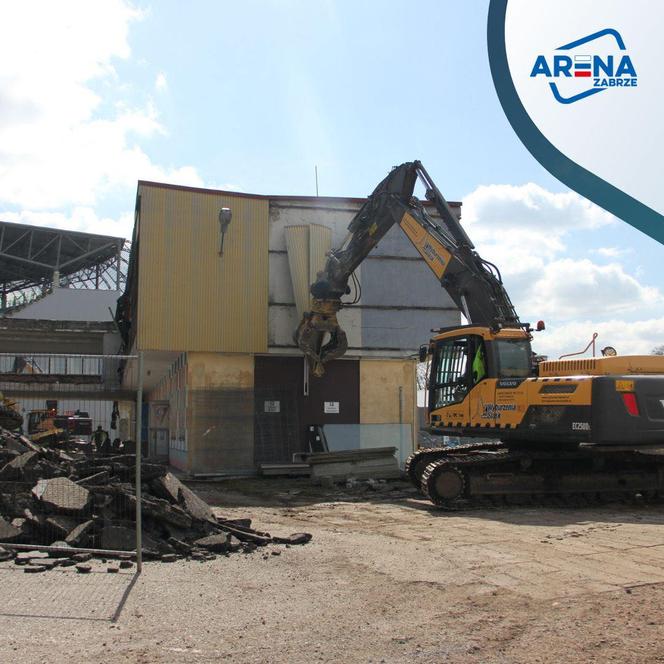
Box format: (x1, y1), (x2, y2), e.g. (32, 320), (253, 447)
(472, 344), (486, 384)
(93, 425), (111, 454)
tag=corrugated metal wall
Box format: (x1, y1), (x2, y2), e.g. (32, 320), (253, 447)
(284, 223), (331, 317)
(137, 185), (269, 352)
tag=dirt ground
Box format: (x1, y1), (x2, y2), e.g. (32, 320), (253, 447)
(2, 478), (664, 663)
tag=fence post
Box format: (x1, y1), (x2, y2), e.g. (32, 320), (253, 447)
(135, 351), (144, 572)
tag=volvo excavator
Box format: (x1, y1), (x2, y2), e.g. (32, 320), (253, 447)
(295, 160), (664, 508)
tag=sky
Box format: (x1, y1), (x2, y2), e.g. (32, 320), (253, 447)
(1, 0), (662, 359)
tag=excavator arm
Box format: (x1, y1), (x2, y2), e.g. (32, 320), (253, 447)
(295, 160), (520, 376)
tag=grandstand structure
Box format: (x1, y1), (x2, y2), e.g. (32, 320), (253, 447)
(0, 220), (129, 315)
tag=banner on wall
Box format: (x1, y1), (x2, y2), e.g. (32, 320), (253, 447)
(488, 0), (664, 243)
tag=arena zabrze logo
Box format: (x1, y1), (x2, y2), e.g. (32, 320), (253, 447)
(529, 28), (637, 104)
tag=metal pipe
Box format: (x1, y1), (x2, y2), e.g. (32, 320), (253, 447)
(0, 352), (138, 360)
(135, 350), (144, 572)
(0, 542), (137, 558)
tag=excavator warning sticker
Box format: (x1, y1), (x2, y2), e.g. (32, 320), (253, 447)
(615, 380), (634, 392)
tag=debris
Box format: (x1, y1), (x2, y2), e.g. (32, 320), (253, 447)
(75, 564), (92, 574)
(273, 533), (313, 545)
(24, 565), (47, 573)
(193, 533), (234, 553)
(0, 517), (22, 542)
(72, 552), (92, 563)
(32, 477), (91, 515)
(16, 550), (49, 561)
(107, 566), (119, 573)
(308, 447), (400, 482)
(0, 426), (312, 564)
(65, 520), (94, 547)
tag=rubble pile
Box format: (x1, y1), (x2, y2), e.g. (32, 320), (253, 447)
(0, 427), (311, 569)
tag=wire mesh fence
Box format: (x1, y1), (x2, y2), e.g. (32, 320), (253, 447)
(0, 352), (144, 574)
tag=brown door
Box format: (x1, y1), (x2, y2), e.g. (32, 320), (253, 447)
(253, 356), (359, 465)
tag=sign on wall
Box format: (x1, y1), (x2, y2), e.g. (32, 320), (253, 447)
(264, 400), (281, 413)
(324, 401), (340, 414)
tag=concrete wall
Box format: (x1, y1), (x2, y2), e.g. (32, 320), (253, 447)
(185, 352), (254, 475)
(8, 288), (120, 322)
(267, 200), (461, 357)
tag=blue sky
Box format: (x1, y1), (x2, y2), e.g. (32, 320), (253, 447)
(1, 1), (662, 357)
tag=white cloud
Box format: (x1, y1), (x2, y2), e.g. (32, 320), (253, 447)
(462, 183), (662, 324)
(0, 208), (133, 239)
(524, 258), (660, 319)
(532, 317), (664, 360)
(591, 246), (632, 258)
(0, 0), (202, 212)
(155, 72), (168, 92)
(463, 182), (615, 241)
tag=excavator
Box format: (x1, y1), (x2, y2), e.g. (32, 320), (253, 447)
(295, 161), (664, 507)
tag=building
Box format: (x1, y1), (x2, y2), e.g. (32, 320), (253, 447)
(119, 180), (462, 475)
(0, 221), (128, 433)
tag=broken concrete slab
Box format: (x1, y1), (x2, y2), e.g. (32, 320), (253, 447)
(16, 550), (49, 561)
(32, 477), (91, 515)
(272, 533), (313, 545)
(0, 517), (22, 542)
(45, 515), (78, 539)
(0, 451), (39, 481)
(151, 472), (216, 524)
(193, 533), (234, 553)
(100, 525), (164, 556)
(65, 520), (94, 547)
(72, 552), (92, 562)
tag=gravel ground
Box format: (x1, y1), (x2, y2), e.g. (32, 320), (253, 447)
(2, 478), (664, 663)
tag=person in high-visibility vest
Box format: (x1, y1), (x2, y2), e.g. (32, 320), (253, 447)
(472, 344), (486, 383)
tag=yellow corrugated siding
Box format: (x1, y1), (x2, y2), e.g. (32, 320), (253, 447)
(137, 185), (268, 352)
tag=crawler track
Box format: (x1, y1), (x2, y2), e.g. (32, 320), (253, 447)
(406, 444), (664, 509)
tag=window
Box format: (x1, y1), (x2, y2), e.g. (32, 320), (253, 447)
(495, 338), (531, 378)
(430, 337), (470, 409)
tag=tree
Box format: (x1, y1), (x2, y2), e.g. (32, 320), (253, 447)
(652, 345), (664, 356)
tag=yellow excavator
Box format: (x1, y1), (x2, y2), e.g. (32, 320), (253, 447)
(0, 393), (23, 431)
(295, 161), (664, 507)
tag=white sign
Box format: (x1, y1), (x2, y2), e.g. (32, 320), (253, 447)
(264, 400), (280, 413)
(324, 401), (340, 414)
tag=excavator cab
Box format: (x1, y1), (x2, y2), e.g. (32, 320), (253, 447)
(426, 326), (533, 427)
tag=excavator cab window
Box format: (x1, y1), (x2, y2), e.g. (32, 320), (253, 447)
(430, 335), (486, 409)
(494, 338), (531, 378)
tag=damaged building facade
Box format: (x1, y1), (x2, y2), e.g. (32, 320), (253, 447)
(119, 180), (461, 475)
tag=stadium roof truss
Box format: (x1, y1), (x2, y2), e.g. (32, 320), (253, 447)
(0, 221), (129, 313)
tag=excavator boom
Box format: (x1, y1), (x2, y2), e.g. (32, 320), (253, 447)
(295, 161), (520, 375)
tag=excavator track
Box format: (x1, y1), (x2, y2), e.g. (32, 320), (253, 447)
(409, 444), (664, 509)
(405, 441), (503, 490)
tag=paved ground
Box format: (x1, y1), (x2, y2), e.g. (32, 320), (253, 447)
(2, 479), (664, 663)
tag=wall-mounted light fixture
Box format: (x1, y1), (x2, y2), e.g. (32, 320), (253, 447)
(218, 207), (232, 255)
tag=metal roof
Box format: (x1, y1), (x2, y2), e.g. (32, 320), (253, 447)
(0, 221), (125, 293)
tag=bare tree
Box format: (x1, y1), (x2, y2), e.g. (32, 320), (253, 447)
(652, 345), (664, 356)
